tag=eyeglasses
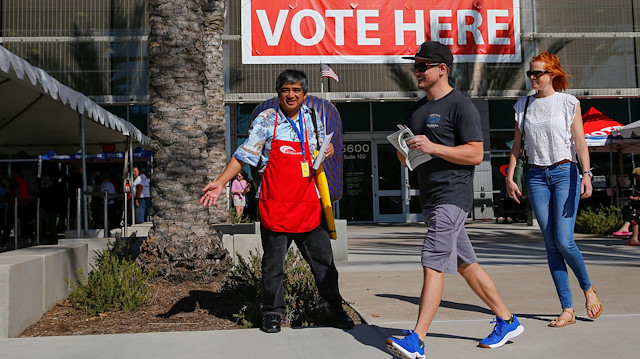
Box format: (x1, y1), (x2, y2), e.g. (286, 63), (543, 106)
(413, 62), (441, 72)
(526, 70), (552, 78)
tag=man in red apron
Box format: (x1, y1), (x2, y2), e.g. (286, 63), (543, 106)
(201, 69), (353, 333)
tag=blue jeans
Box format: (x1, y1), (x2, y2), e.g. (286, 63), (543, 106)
(527, 162), (591, 309)
(135, 198), (150, 223)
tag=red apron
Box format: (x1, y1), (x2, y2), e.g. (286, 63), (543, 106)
(259, 113), (321, 233)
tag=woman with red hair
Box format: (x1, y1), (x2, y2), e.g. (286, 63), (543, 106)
(505, 52), (603, 328)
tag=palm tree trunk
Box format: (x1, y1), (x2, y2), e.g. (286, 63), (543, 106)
(139, 0), (231, 281)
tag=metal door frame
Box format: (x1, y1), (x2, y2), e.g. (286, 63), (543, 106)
(372, 139), (421, 223)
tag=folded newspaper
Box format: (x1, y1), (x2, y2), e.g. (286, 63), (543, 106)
(387, 125), (432, 171)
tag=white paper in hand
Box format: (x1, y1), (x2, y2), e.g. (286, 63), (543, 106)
(313, 132), (334, 170)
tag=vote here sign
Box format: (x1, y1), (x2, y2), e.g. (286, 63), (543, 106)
(241, 0), (521, 64)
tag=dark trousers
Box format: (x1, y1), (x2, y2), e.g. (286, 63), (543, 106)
(260, 222), (344, 317)
(622, 204), (640, 223)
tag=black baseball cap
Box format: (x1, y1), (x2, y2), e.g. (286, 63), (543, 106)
(402, 41), (453, 67)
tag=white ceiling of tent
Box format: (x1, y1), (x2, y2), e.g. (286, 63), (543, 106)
(0, 45), (149, 156)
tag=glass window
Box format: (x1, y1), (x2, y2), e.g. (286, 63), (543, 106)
(128, 105), (149, 134)
(110, 42), (148, 96)
(340, 140), (373, 221)
(449, 65), (469, 91)
(487, 64), (524, 92)
(372, 102), (412, 131)
(489, 100), (517, 129)
(409, 194), (421, 213)
(103, 105), (127, 120)
(336, 102), (370, 132)
(631, 98), (640, 122)
(490, 153), (511, 197)
(129, 42), (148, 96)
(379, 196), (402, 215)
(377, 143), (400, 191)
(237, 103), (259, 134)
(490, 130), (516, 151)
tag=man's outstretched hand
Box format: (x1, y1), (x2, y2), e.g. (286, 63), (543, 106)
(200, 181), (224, 207)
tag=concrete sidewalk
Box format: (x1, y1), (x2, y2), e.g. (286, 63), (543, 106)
(1, 221), (640, 358)
(338, 222), (640, 358)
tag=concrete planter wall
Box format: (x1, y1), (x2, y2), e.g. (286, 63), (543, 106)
(0, 221), (348, 338)
(0, 245), (87, 338)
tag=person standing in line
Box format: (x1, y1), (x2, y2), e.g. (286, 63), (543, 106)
(230, 171), (250, 219)
(132, 167), (151, 223)
(200, 69), (354, 333)
(386, 42), (523, 359)
(100, 175), (118, 230)
(612, 167), (640, 243)
(506, 51), (602, 328)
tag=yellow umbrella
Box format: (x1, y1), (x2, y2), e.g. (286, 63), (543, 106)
(314, 150), (337, 240)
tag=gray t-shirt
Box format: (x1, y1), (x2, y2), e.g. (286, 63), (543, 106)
(407, 89), (483, 212)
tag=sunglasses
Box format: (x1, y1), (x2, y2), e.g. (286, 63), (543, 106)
(413, 62), (441, 72)
(526, 70), (552, 78)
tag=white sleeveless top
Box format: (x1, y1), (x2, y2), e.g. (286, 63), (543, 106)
(514, 92), (579, 166)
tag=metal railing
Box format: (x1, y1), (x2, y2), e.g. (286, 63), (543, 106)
(1, 188), (136, 251)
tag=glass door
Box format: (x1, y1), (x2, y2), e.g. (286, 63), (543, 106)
(374, 141), (421, 222)
(339, 141), (374, 222)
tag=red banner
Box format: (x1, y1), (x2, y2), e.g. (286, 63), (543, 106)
(241, 0), (521, 64)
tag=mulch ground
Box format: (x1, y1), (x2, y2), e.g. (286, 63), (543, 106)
(19, 277), (362, 337)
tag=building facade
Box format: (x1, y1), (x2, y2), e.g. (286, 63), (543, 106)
(0, 0), (150, 133)
(2, 1), (640, 222)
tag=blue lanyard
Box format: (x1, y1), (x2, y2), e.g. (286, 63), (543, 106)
(286, 111), (306, 157)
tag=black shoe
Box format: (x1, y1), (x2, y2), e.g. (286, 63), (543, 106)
(261, 313), (282, 333)
(328, 310), (355, 330)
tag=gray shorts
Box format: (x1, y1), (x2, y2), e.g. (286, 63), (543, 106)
(421, 204), (478, 274)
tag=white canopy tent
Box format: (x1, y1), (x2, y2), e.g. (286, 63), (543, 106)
(0, 45), (150, 236)
(587, 121), (640, 205)
(588, 122), (640, 154)
(0, 45), (148, 155)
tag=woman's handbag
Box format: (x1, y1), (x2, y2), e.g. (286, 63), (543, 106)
(513, 156), (527, 197)
(513, 96), (531, 197)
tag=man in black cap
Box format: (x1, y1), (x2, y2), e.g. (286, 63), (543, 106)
(385, 42), (523, 359)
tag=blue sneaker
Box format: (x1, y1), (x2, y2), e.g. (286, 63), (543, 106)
(478, 314), (524, 348)
(386, 330), (425, 359)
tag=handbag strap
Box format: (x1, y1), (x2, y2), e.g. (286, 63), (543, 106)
(520, 96), (531, 155)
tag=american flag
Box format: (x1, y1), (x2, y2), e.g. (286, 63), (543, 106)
(320, 64), (339, 82)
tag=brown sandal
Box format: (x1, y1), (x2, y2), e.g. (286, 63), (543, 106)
(548, 309), (576, 327)
(585, 286), (603, 319)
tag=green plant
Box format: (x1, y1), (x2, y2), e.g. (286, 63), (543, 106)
(67, 235), (155, 316)
(228, 208), (251, 224)
(221, 249), (323, 328)
(575, 205), (624, 234)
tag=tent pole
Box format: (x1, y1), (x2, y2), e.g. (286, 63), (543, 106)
(81, 114), (89, 233)
(629, 99), (635, 174)
(609, 139), (614, 206)
(36, 155), (42, 245)
(14, 197), (18, 250)
(129, 136), (135, 225)
(619, 151), (624, 207)
(122, 140), (129, 235)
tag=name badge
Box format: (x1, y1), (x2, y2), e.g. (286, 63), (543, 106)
(301, 161), (310, 178)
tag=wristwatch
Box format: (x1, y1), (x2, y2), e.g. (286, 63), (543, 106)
(583, 170), (594, 179)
